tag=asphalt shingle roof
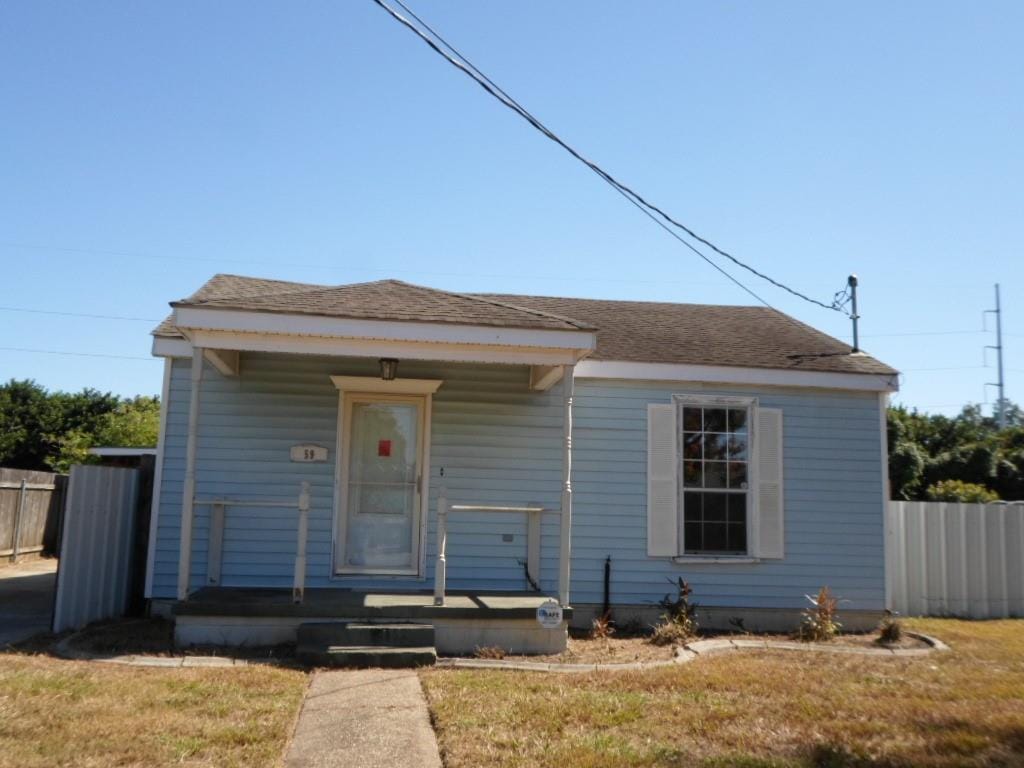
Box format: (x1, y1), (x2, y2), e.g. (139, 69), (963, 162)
(155, 274), (896, 376)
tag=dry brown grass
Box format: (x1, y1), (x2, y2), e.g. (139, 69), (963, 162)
(421, 618), (1024, 767)
(0, 652), (307, 768)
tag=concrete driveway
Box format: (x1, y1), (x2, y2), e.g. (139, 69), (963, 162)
(0, 558), (57, 646)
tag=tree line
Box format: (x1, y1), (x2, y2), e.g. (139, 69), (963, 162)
(888, 401), (1024, 502)
(0, 379), (159, 473)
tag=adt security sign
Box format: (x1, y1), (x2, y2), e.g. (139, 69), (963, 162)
(536, 599), (563, 629)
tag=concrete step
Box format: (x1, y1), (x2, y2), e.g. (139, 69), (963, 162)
(298, 644), (437, 669)
(297, 622), (435, 648)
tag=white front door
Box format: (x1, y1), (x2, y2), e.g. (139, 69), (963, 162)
(336, 394), (424, 575)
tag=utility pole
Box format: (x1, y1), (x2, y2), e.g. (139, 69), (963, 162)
(985, 283), (1006, 429)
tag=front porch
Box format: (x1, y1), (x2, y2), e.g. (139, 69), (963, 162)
(172, 587), (572, 655)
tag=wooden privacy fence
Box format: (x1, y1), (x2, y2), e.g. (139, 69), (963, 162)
(887, 501), (1024, 618)
(0, 468), (66, 561)
(52, 465), (141, 633)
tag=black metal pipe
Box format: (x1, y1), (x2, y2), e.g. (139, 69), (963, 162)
(602, 555), (611, 619)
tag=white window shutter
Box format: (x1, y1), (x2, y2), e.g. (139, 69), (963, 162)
(647, 403), (678, 557)
(756, 407), (785, 559)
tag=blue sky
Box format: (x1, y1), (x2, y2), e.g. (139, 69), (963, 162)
(2, 1), (1021, 413)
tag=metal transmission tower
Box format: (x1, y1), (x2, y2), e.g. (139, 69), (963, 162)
(984, 283), (1006, 429)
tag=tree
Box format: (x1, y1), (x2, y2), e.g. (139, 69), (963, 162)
(887, 401), (1024, 501)
(0, 379), (159, 473)
(925, 479), (999, 503)
(51, 396), (160, 472)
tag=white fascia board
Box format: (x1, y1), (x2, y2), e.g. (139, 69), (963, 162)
(574, 360), (899, 392)
(152, 336), (192, 358)
(184, 328), (584, 366)
(172, 306), (596, 352)
(330, 375), (443, 394)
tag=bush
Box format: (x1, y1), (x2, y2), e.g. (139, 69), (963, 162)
(473, 646), (506, 660)
(650, 578), (698, 646)
(877, 611), (903, 645)
(796, 586), (841, 642)
(925, 479), (999, 503)
(589, 614), (615, 640)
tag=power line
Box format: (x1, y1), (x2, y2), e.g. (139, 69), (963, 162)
(861, 329), (984, 338)
(0, 346), (156, 361)
(901, 365), (988, 373)
(0, 307), (158, 321)
(372, 0), (849, 314)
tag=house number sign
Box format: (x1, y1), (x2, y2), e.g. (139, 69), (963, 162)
(290, 444), (328, 463)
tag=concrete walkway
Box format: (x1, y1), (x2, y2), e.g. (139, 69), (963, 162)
(285, 668), (442, 768)
(0, 558), (57, 646)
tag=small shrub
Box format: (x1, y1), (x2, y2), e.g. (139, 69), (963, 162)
(473, 646), (506, 660)
(925, 479), (999, 503)
(650, 578), (698, 646)
(877, 610), (903, 645)
(796, 586), (841, 642)
(589, 614), (616, 640)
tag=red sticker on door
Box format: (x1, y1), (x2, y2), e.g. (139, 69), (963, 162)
(378, 439), (392, 457)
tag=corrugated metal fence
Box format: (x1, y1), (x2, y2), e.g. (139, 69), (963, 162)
(0, 468), (66, 560)
(52, 465), (140, 632)
(887, 500), (1024, 618)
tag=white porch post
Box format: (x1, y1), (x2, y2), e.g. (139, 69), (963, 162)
(293, 481), (310, 604)
(177, 346), (204, 601)
(558, 364), (575, 606)
(434, 487), (449, 606)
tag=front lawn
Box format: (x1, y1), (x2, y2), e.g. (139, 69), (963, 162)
(421, 619), (1024, 767)
(0, 652), (307, 768)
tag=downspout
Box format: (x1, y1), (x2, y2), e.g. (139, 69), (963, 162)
(558, 364), (575, 607)
(177, 346), (204, 601)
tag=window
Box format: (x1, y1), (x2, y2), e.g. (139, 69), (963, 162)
(677, 397), (752, 555)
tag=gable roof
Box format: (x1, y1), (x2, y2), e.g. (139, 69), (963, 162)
(470, 293), (896, 375)
(155, 274), (896, 376)
(158, 274), (591, 334)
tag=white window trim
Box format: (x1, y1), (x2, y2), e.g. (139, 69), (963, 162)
(672, 394), (759, 560)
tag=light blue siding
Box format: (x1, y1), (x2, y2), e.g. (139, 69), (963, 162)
(151, 354), (565, 598)
(569, 379), (886, 611)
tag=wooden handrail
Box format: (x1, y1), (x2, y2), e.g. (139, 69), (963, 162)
(434, 487), (554, 606)
(193, 482), (310, 604)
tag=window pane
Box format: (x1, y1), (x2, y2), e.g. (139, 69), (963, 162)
(727, 493), (746, 524)
(683, 491), (702, 523)
(684, 522), (702, 552)
(728, 408), (748, 434)
(728, 462), (748, 489)
(703, 493), (727, 521)
(727, 522), (747, 553)
(683, 432), (702, 460)
(703, 523), (728, 552)
(704, 408), (727, 432)
(683, 407), (702, 432)
(703, 433), (726, 460)
(727, 435), (748, 460)
(705, 462), (727, 488)
(683, 461), (702, 488)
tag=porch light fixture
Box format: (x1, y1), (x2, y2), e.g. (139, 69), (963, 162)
(379, 358), (399, 381)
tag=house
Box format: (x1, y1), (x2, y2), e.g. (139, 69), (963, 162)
(145, 274), (898, 660)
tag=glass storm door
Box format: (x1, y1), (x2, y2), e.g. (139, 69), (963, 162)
(338, 395), (423, 574)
